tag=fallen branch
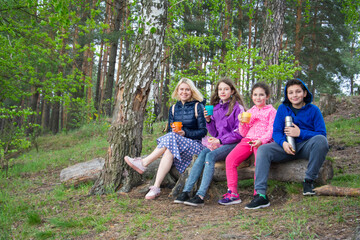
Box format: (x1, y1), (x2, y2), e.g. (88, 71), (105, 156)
(314, 185), (360, 197)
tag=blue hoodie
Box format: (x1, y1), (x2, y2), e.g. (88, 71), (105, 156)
(272, 79), (327, 147)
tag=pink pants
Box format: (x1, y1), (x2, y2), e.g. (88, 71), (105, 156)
(225, 138), (258, 194)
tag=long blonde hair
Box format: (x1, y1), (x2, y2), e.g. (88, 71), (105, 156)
(171, 78), (204, 102)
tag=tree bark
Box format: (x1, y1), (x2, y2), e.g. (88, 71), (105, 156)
(27, 86), (40, 135)
(294, 0), (303, 77)
(103, 0), (124, 117)
(318, 93), (336, 117)
(221, 0), (232, 62)
(90, 0), (168, 195)
(50, 92), (61, 134)
(260, 0), (285, 102)
(237, 0), (243, 47)
(94, 42), (103, 114)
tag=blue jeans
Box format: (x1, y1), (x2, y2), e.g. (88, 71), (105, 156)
(254, 135), (329, 195)
(182, 143), (237, 197)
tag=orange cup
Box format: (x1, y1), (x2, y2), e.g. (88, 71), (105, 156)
(172, 122), (183, 132)
(241, 112), (252, 123)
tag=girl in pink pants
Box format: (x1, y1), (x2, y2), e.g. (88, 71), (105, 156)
(218, 82), (277, 205)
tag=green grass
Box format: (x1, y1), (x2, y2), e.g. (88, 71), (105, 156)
(326, 117), (360, 146)
(141, 121), (167, 155)
(0, 107), (359, 239)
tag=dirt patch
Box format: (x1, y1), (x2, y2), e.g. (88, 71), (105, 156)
(325, 96), (360, 176)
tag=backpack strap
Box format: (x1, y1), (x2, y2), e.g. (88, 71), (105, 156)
(194, 102), (198, 119)
(172, 104), (175, 117)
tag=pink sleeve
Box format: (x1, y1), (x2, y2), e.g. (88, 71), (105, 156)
(258, 108), (277, 144)
(238, 121), (250, 137)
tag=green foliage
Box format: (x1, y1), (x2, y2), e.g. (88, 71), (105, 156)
(0, 105), (36, 175)
(65, 98), (97, 130)
(141, 121), (166, 156)
(144, 100), (157, 134)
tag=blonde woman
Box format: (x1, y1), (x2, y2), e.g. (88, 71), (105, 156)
(125, 78), (207, 199)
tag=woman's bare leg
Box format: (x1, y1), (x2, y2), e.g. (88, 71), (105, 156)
(142, 147), (166, 167)
(153, 149), (174, 188)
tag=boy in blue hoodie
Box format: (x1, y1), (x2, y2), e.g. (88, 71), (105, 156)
(245, 79), (329, 210)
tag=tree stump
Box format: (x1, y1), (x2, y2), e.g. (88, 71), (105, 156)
(60, 158), (105, 187)
(318, 93), (336, 117)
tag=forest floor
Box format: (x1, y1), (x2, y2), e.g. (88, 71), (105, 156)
(88, 96), (360, 240)
(7, 96), (360, 240)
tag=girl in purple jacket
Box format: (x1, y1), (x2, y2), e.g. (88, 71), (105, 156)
(174, 77), (246, 206)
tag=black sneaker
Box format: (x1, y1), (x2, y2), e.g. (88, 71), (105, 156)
(184, 195), (204, 207)
(245, 194), (270, 210)
(303, 179), (315, 196)
(174, 192), (190, 204)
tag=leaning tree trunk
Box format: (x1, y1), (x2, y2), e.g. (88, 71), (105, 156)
(90, 0), (168, 195)
(260, 0), (285, 102)
(103, 0), (123, 117)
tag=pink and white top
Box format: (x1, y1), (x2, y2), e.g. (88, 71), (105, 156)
(238, 104), (277, 144)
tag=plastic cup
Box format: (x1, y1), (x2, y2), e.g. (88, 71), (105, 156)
(241, 112), (252, 123)
(172, 122), (182, 132)
(205, 105), (214, 116)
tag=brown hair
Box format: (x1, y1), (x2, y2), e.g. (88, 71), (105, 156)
(210, 77), (246, 116)
(251, 82), (271, 97)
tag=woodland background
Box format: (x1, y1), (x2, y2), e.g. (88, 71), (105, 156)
(1, 0), (360, 168)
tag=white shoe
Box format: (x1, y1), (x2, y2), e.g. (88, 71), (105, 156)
(145, 186), (161, 200)
(124, 156), (147, 174)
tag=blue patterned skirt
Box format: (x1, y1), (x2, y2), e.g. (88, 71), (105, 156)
(157, 132), (206, 173)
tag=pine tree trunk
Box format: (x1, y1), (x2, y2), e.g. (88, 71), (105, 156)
(90, 0), (168, 195)
(103, 0), (124, 117)
(41, 98), (51, 132)
(260, 0), (285, 102)
(221, 0), (232, 62)
(27, 86), (39, 134)
(294, 0), (303, 77)
(51, 92), (61, 134)
(237, 0), (243, 47)
(94, 43), (103, 114)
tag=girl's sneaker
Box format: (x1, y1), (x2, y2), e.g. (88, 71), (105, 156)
(174, 192), (190, 204)
(124, 156), (147, 174)
(145, 186), (161, 200)
(218, 190), (242, 205)
(244, 194), (270, 209)
(184, 195), (204, 207)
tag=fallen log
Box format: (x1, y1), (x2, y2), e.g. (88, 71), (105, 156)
(314, 185), (360, 197)
(169, 155), (333, 198)
(62, 154), (333, 197)
(213, 157), (333, 185)
(60, 158), (105, 187)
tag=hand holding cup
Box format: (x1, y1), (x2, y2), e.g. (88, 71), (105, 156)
(171, 122), (183, 132)
(239, 112), (252, 123)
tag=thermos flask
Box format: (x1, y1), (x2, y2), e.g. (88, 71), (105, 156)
(285, 116), (296, 152)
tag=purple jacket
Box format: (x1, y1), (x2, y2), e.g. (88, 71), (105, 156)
(206, 100), (244, 144)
